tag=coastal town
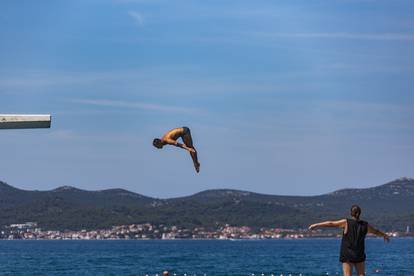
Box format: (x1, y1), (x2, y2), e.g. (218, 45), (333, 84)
(0, 222), (410, 240)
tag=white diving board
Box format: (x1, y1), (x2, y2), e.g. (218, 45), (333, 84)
(0, 114), (51, 129)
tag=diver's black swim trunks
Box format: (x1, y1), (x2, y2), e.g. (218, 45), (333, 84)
(182, 126), (190, 135)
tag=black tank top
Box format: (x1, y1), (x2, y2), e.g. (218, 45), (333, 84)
(340, 218), (368, 263)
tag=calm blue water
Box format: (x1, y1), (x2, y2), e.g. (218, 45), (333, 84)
(0, 239), (413, 275)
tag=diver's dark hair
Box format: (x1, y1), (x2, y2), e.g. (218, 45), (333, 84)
(350, 205), (361, 219)
(153, 138), (163, 148)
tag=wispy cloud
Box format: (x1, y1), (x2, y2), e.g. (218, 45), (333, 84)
(319, 100), (414, 115)
(72, 99), (200, 114)
(319, 62), (414, 74)
(0, 71), (131, 90)
(254, 32), (414, 41)
(0, 69), (304, 97)
(128, 11), (145, 26)
(49, 129), (146, 144)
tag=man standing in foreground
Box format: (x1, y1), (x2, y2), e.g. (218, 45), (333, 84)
(309, 205), (389, 276)
(153, 126), (200, 173)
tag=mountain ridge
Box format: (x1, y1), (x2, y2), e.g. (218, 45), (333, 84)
(0, 178), (413, 231)
(3, 176), (413, 198)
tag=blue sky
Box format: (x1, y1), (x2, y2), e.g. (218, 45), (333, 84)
(1, 0), (413, 197)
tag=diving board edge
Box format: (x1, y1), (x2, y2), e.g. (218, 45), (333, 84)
(0, 114), (52, 129)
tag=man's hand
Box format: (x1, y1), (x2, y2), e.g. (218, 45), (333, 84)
(308, 224), (318, 231)
(188, 148), (196, 153)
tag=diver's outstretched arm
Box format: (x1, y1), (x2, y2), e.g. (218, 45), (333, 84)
(176, 142), (195, 152)
(309, 219), (347, 230)
(163, 139), (194, 152)
(368, 224), (390, 242)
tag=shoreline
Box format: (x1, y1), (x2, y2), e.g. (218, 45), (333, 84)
(1, 236), (412, 241)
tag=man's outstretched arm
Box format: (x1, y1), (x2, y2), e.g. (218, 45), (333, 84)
(309, 219), (347, 230)
(176, 142), (195, 152)
(368, 224), (390, 242)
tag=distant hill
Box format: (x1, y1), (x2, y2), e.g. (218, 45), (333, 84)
(0, 177), (413, 231)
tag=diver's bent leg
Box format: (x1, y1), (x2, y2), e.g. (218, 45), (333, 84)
(182, 131), (194, 148)
(182, 129), (199, 172)
(189, 149), (200, 172)
(342, 262), (352, 276)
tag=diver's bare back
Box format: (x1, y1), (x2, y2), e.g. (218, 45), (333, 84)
(162, 127), (185, 142)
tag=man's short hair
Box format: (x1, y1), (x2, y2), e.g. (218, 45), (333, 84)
(153, 138), (163, 148)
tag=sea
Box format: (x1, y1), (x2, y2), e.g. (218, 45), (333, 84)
(0, 238), (413, 276)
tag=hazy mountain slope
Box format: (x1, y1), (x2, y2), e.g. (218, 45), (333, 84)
(0, 178), (413, 231)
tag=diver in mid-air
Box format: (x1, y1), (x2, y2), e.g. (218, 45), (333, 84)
(153, 126), (200, 173)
